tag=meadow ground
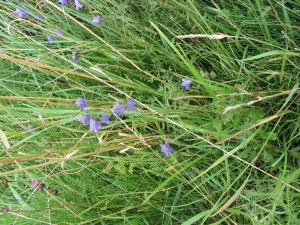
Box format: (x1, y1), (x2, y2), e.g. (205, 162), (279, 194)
(0, 0), (299, 224)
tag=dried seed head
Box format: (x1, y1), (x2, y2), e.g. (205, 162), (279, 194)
(31, 179), (44, 189)
(2, 178), (8, 186)
(47, 188), (58, 196)
(2, 206), (9, 214)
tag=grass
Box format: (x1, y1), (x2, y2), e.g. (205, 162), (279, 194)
(0, 0), (299, 224)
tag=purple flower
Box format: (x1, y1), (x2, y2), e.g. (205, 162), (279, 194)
(55, 29), (63, 36)
(74, 0), (84, 10)
(58, 0), (68, 5)
(181, 78), (191, 89)
(78, 114), (91, 125)
(92, 15), (102, 23)
(90, 119), (101, 132)
(36, 12), (43, 21)
(72, 54), (79, 61)
(31, 179), (44, 189)
(27, 124), (34, 130)
(160, 139), (173, 156)
(112, 101), (125, 115)
(126, 98), (136, 111)
(100, 115), (111, 124)
(14, 8), (28, 18)
(76, 97), (88, 108)
(47, 36), (55, 42)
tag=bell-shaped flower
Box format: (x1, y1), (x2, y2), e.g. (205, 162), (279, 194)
(47, 36), (55, 42)
(92, 15), (102, 23)
(36, 12), (43, 21)
(15, 8), (28, 18)
(181, 78), (191, 89)
(76, 97), (88, 108)
(126, 98), (136, 111)
(55, 29), (63, 36)
(100, 115), (111, 124)
(112, 101), (125, 115)
(78, 114), (91, 125)
(27, 124), (34, 130)
(160, 139), (173, 156)
(74, 0), (84, 10)
(90, 119), (101, 132)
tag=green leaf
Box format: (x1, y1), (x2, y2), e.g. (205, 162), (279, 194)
(243, 50), (299, 62)
(181, 209), (211, 225)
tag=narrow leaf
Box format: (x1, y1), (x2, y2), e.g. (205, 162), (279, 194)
(210, 174), (250, 217)
(243, 50), (299, 62)
(182, 209), (211, 225)
(280, 82), (299, 110)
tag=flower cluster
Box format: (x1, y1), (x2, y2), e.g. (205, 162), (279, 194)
(14, 2), (179, 157)
(75, 97), (136, 133)
(75, 97), (175, 156)
(57, 0), (103, 23)
(58, 0), (83, 10)
(30, 178), (58, 195)
(112, 98), (136, 115)
(13, 4), (102, 60)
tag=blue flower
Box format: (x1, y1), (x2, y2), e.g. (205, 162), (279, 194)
(126, 98), (136, 111)
(76, 97), (88, 108)
(58, 0), (68, 5)
(72, 54), (79, 61)
(92, 15), (102, 23)
(160, 139), (173, 156)
(14, 8), (28, 18)
(90, 119), (101, 132)
(181, 78), (191, 89)
(27, 124), (34, 130)
(55, 29), (63, 36)
(36, 12), (43, 21)
(112, 101), (125, 115)
(78, 114), (91, 125)
(100, 115), (111, 124)
(47, 36), (55, 42)
(74, 0), (84, 10)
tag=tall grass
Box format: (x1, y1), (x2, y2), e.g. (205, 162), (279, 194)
(0, 0), (299, 224)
